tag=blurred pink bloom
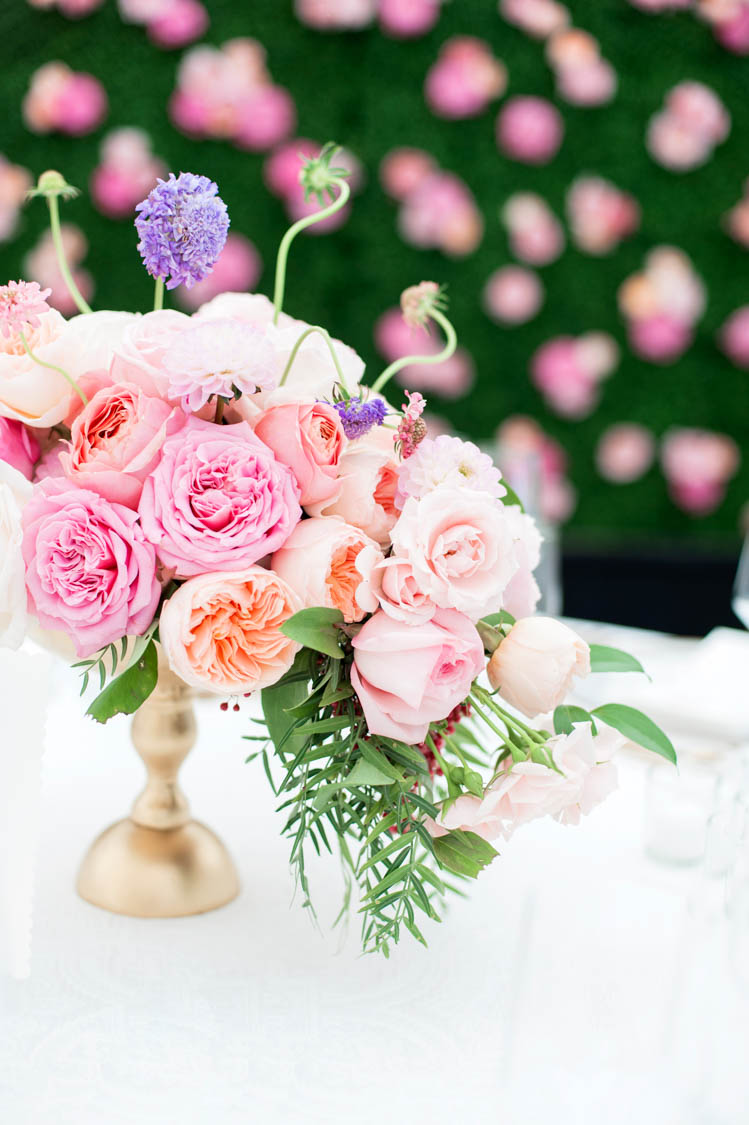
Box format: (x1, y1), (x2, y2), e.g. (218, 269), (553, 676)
(424, 37), (507, 119)
(399, 170), (483, 257)
(171, 39), (294, 152)
(499, 0), (569, 38)
(177, 234), (262, 312)
(234, 86), (297, 151)
(647, 82), (730, 170)
(379, 148), (437, 200)
(24, 224), (94, 316)
(596, 424), (656, 484)
(530, 333), (617, 418)
(295, 0), (376, 28)
(379, 0), (442, 37)
(0, 156), (32, 243)
(496, 96), (564, 164)
(556, 58), (617, 105)
(29, 0), (104, 13)
(711, 2), (749, 53)
(724, 185), (749, 248)
(719, 306), (749, 368)
(23, 62), (107, 136)
(628, 314), (693, 364)
(501, 193), (565, 266)
(495, 415), (577, 524)
(661, 428), (740, 515)
(147, 0), (209, 48)
(374, 308), (474, 398)
(628, 0), (691, 8)
(118, 0), (171, 20)
(566, 176), (640, 255)
(90, 127), (166, 219)
(483, 266), (544, 325)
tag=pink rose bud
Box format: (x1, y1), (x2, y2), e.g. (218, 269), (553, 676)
(487, 617), (590, 718)
(496, 96), (564, 164)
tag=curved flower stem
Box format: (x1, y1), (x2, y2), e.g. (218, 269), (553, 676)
(47, 195), (92, 315)
(278, 324), (347, 389)
(424, 733), (452, 779)
(19, 330), (88, 408)
(153, 278), (164, 312)
(272, 180), (351, 325)
(472, 684), (548, 746)
(370, 308), (457, 396)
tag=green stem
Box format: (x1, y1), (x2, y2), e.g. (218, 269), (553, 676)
(467, 694), (518, 748)
(153, 278), (164, 312)
(214, 395), (226, 424)
(473, 684), (547, 745)
(47, 195), (92, 315)
(272, 180), (351, 325)
(425, 733), (452, 780)
(19, 331), (88, 408)
(278, 325), (347, 389)
(370, 308), (457, 395)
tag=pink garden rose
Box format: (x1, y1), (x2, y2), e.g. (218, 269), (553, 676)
(316, 435), (399, 547)
(272, 517), (382, 623)
(487, 616), (590, 718)
(139, 418), (301, 577)
(0, 418), (39, 480)
(22, 478), (160, 657)
(59, 382), (182, 509)
(351, 608), (484, 743)
(390, 488), (519, 621)
(159, 566), (301, 695)
(253, 400), (346, 507)
(355, 546), (436, 624)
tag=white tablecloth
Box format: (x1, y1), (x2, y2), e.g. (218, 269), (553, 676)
(2, 629), (748, 1125)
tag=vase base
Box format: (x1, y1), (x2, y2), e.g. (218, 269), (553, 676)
(76, 818), (240, 918)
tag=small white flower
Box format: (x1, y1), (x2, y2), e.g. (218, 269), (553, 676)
(396, 434), (505, 508)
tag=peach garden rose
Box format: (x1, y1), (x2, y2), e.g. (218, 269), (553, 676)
(159, 565), (301, 694)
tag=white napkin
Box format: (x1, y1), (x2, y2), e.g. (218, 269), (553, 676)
(572, 625), (749, 751)
(0, 643), (52, 979)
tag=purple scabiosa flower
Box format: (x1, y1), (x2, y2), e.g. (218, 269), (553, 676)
(135, 172), (229, 290)
(332, 396), (387, 440)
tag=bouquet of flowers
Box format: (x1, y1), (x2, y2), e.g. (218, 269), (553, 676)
(0, 148), (675, 955)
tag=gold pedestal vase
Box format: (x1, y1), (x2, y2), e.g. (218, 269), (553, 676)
(76, 652), (240, 917)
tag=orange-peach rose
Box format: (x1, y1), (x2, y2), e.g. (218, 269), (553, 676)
(271, 517), (383, 623)
(159, 566), (301, 695)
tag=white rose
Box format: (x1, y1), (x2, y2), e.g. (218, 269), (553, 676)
(0, 461), (32, 649)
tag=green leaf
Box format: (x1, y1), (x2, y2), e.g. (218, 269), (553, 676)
(591, 703), (677, 765)
(589, 644), (649, 678)
(500, 484), (524, 511)
(86, 641), (158, 724)
(261, 652), (312, 758)
(280, 606), (345, 659)
(345, 759), (396, 788)
(432, 829), (499, 879)
(480, 610), (516, 629)
(553, 704), (595, 735)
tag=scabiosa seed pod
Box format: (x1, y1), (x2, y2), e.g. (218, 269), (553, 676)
(135, 172), (229, 290)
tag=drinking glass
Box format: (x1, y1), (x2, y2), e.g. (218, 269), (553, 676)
(733, 534), (749, 629)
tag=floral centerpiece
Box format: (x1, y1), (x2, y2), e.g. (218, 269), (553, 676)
(0, 148), (675, 955)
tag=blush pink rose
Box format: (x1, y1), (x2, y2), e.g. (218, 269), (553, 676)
(351, 608), (484, 743)
(390, 488), (519, 621)
(59, 382), (183, 509)
(487, 616), (590, 718)
(316, 438), (399, 547)
(22, 478), (160, 657)
(160, 566), (301, 695)
(271, 517), (382, 623)
(355, 545), (436, 624)
(0, 419), (40, 480)
(110, 309), (193, 397)
(253, 400), (346, 507)
(139, 418), (301, 578)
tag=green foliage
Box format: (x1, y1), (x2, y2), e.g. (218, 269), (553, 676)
(432, 830), (499, 879)
(86, 640), (158, 724)
(591, 703), (677, 764)
(280, 607), (345, 659)
(589, 644), (648, 677)
(553, 704), (597, 736)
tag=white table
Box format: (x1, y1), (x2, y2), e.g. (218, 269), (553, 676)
(2, 628), (748, 1125)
